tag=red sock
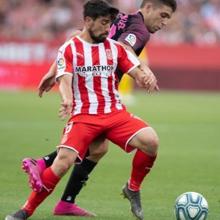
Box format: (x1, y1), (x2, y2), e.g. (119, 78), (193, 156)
(22, 167), (60, 216)
(128, 150), (157, 191)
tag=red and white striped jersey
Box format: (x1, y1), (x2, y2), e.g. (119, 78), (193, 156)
(56, 36), (140, 115)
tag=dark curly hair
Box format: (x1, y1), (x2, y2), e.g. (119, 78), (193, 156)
(83, 0), (119, 21)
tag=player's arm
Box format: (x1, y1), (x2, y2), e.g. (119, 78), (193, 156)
(38, 30), (81, 97)
(117, 44), (157, 93)
(57, 74), (73, 120)
(55, 42), (74, 119)
(119, 41), (159, 91)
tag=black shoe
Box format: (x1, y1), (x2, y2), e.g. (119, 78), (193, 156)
(122, 183), (144, 220)
(5, 210), (29, 220)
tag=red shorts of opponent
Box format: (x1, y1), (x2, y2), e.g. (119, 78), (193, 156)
(57, 110), (149, 161)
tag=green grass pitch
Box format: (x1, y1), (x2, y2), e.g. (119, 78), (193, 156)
(0, 90), (219, 220)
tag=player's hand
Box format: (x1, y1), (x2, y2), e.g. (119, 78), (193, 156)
(38, 72), (56, 97)
(135, 69), (159, 93)
(58, 99), (72, 120)
(140, 65), (159, 92)
(143, 72), (159, 92)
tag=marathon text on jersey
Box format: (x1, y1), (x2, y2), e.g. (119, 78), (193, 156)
(75, 65), (114, 77)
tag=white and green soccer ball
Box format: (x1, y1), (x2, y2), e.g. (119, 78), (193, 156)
(175, 192), (208, 220)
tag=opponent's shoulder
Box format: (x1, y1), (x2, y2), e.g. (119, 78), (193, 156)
(127, 12), (148, 32)
(126, 14), (150, 44)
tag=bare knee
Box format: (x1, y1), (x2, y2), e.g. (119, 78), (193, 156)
(129, 127), (159, 156)
(145, 131), (159, 155)
(52, 148), (77, 177)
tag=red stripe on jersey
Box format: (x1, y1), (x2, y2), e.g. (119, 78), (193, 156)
(92, 45), (104, 114)
(74, 38), (89, 114)
(63, 44), (73, 73)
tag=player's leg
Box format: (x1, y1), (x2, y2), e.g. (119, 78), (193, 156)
(123, 127), (159, 220)
(54, 136), (108, 216)
(128, 149), (157, 191)
(106, 111), (159, 220)
(22, 136), (108, 193)
(127, 126), (158, 190)
(22, 139), (108, 216)
(6, 118), (100, 220)
(5, 148), (78, 220)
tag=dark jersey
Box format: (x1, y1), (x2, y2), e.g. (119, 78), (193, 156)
(109, 11), (150, 80)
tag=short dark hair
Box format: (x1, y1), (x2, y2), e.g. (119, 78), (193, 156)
(141, 0), (177, 12)
(83, 0), (119, 21)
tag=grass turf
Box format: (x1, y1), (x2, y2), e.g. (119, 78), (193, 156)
(0, 90), (219, 220)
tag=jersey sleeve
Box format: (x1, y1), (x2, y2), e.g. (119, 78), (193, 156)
(56, 41), (73, 80)
(117, 23), (149, 53)
(116, 43), (140, 74)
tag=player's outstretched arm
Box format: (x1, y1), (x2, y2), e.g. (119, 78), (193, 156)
(38, 30), (82, 98)
(57, 74), (73, 120)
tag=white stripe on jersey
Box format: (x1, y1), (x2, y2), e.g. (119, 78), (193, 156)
(83, 43), (99, 114)
(125, 49), (140, 73)
(109, 41), (123, 111)
(98, 43), (111, 113)
(70, 42), (82, 115)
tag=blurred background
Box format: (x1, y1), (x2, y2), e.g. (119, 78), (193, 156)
(0, 0), (220, 90)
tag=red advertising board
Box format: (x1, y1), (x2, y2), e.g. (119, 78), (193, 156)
(0, 39), (57, 90)
(0, 40), (220, 90)
(0, 62), (50, 90)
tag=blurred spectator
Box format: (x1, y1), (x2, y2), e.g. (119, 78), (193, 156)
(0, 0), (219, 45)
(151, 0), (220, 45)
(0, 0), (83, 41)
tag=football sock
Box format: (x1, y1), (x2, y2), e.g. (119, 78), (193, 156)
(128, 150), (157, 191)
(43, 151), (57, 167)
(61, 158), (97, 203)
(22, 167), (60, 216)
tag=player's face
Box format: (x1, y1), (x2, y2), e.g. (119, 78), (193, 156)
(87, 16), (112, 43)
(144, 4), (173, 33)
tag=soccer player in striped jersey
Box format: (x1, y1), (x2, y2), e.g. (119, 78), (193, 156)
(5, 1), (161, 219)
(13, 0), (176, 219)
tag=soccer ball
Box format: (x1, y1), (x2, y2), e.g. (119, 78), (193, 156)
(175, 192), (208, 220)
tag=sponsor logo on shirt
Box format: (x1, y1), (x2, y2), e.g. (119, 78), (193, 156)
(75, 65), (114, 78)
(125, 34), (137, 47)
